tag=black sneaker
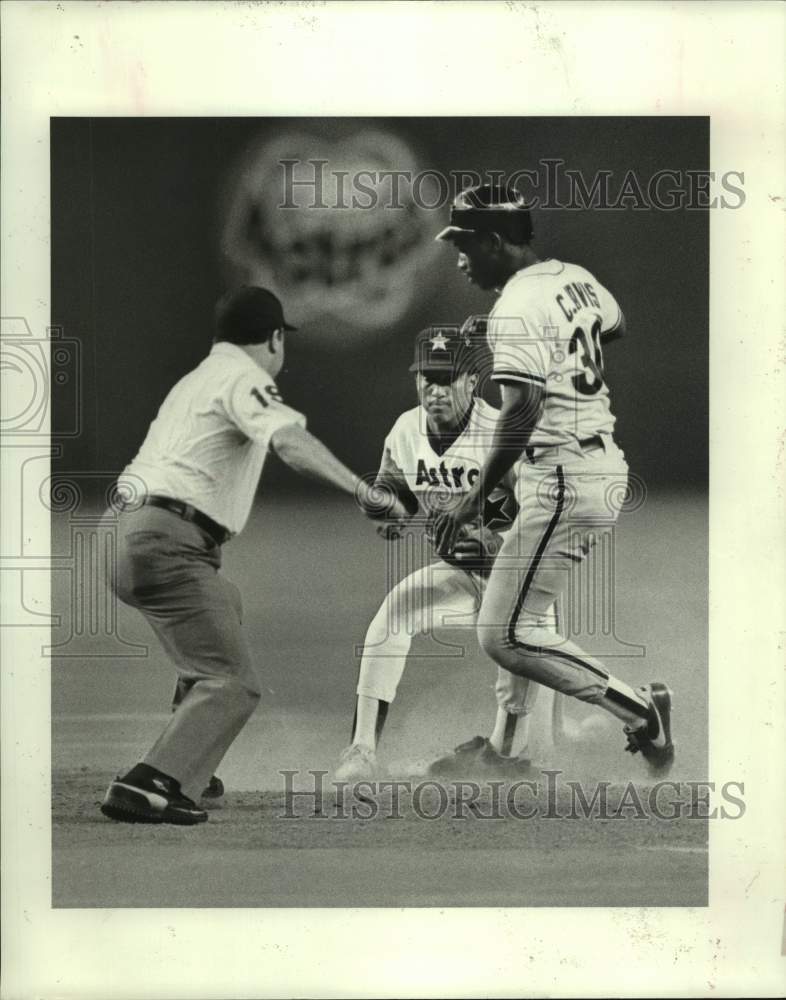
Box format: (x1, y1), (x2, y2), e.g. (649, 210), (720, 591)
(201, 775), (225, 800)
(100, 771), (207, 826)
(624, 682), (675, 775)
(429, 736), (536, 779)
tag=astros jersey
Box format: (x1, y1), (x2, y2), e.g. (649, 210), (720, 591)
(488, 259), (623, 450)
(383, 397), (515, 533)
(121, 341), (305, 536)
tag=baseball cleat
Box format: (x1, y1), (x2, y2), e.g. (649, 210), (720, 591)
(499, 754), (539, 778)
(100, 773), (208, 826)
(201, 774), (225, 800)
(428, 735), (487, 776)
(428, 736), (537, 779)
(334, 743), (378, 782)
(624, 681), (675, 774)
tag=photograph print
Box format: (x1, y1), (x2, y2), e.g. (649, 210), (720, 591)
(48, 115), (716, 907)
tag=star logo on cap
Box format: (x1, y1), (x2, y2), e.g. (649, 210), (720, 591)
(430, 332), (449, 351)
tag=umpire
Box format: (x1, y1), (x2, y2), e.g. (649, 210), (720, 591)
(101, 286), (397, 825)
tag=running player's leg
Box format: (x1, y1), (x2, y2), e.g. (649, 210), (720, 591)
(490, 603), (556, 758)
(477, 465), (652, 730)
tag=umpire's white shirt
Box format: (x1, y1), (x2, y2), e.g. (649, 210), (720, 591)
(120, 342), (305, 536)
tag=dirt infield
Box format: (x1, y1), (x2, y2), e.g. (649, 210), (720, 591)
(53, 768), (707, 908)
(51, 491), (708, 908)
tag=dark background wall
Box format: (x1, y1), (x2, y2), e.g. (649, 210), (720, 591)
(52, 117), (708, 492)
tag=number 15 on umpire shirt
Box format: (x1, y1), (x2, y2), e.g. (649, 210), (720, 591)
(120, 341), (306, 536)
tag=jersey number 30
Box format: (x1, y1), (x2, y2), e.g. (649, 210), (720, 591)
(569, 318), (605, 396)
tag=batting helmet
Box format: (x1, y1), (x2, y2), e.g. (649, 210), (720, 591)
(435, 182), (533, 245)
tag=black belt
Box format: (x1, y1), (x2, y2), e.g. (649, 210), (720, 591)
(525, 435), (605, 464)
(123, 494), (230, 546)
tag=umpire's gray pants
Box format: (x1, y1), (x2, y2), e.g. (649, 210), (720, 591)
(106, 505), (261, 801)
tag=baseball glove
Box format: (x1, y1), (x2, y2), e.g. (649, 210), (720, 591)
(432, 522), (504, 575)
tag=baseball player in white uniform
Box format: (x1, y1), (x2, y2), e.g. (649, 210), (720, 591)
(335, 323), (557, 782)
(432, 183), (674, 775)
(101, 286), (407, 825)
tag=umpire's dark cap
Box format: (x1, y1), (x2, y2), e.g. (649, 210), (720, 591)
(409, 325), (481, 375)
(215, 286), (297, 343)
(435, 182), (533, 245)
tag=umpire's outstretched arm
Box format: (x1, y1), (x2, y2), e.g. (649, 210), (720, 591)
(271, 423), (410, 520)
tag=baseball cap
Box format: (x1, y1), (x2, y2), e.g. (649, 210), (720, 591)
(409, 325), (479, 374)
(435, 182), (533, 244)
(215, 285), (298, 343)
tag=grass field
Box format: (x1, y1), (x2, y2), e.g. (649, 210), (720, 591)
(51, 489), (708, 907)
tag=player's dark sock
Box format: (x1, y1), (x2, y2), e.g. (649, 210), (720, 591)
(120, 762), (182, 794)
(490, 707), (531, 758)
(500, 712), (517, 756)
(374, 700), (390, 745)
(602, 678), (650, 726)
(351, 695), (390, 749)
(350, 698), (359, 741)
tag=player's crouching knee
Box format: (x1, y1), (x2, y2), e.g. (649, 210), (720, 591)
(477, 622), (546, 678)
(477, 625), (510, 665)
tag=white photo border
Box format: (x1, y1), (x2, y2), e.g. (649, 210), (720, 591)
(1, 1), (784, 997)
